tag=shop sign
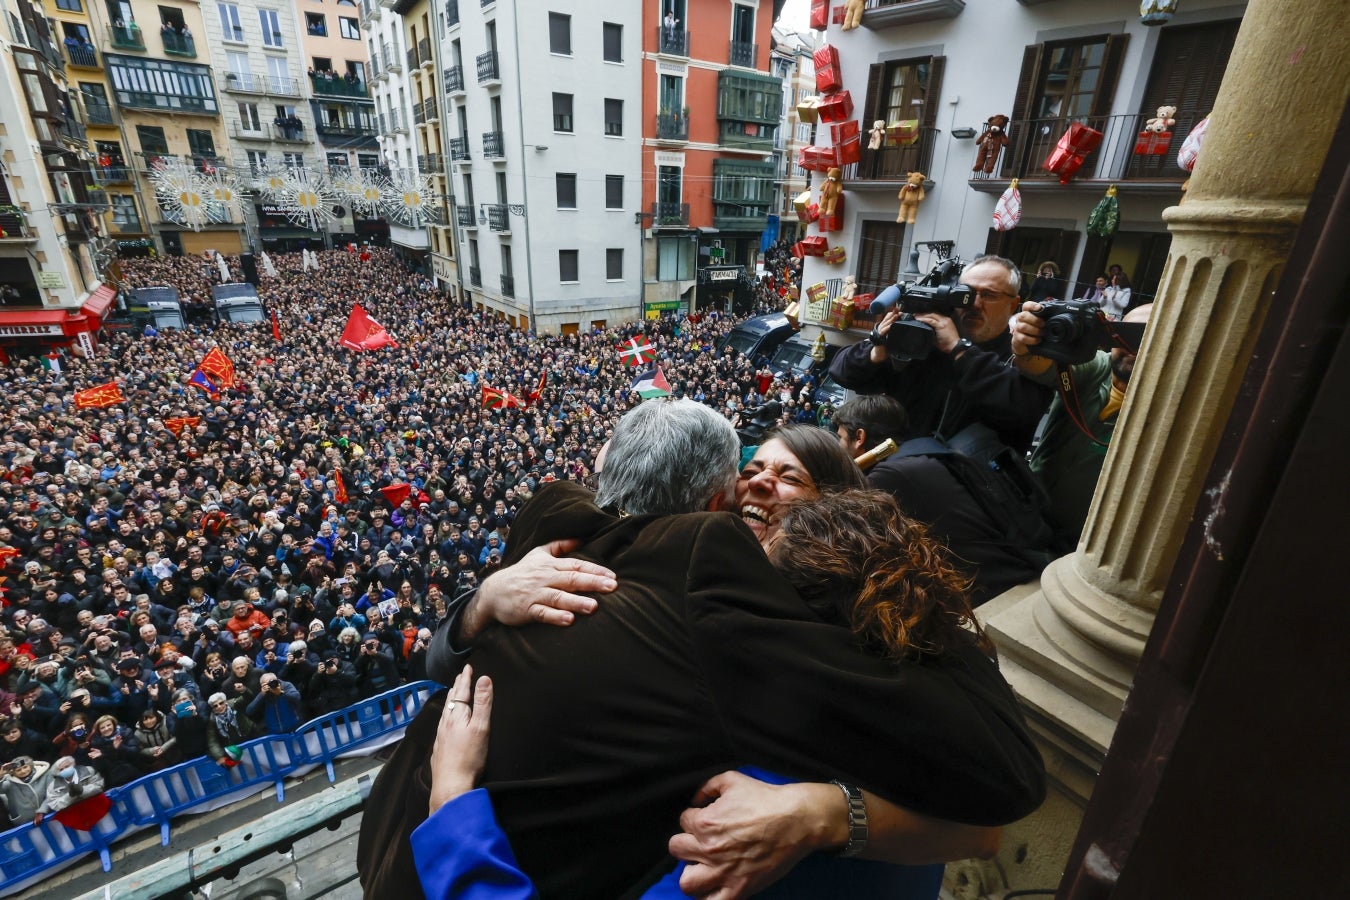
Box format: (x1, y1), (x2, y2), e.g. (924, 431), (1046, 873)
(644, 300), (682, 312)
(0, 324), (63, 336)
(37, 272), (66, 288)
(431, 253), (455, 281)
(707, 268), (739, 281)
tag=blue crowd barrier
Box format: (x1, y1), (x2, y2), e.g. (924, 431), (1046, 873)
(0, 680), (440, 895)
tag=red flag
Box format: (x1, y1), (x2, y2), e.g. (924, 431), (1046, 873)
(481, 385), (523, 410)
(617, 336), (656, 368)
(163, 416), (201, 438)
(52, 791), (113, 831)
(380, 483), (412, 508)
(334, 470), (349, 505)
(0, 546), (21, 567)
(271, 310), (282, 342)
(527, 370), (548, 406)
(340, 304), (397, 351)
(198, 347), (236, 388)
(74, 381), (125, 409)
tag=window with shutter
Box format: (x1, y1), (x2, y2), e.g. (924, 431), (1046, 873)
(855, 220), (908, 298)
(986, 226), (1080, 292)
(858, 56), (945, 180)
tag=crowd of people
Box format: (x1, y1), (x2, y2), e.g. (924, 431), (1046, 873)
(0, 246), (811, 828)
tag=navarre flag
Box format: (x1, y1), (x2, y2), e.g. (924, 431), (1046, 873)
(340, 304), (397, 351)
(188, 369), (219, 397)
(481, 385), (524, 410)
(271, 309), (282, 343)
(74, 381), (125, 409)
(0, 546), (21, 567)
(380, 482), (412, 508)
(334, 469), (349, 505)
(631, 365), (672, 399)
(527, 371), (548, 406)
(198, 347), (236, 388)
(617, 336), (656, 368)
(163, 416), (201, 438)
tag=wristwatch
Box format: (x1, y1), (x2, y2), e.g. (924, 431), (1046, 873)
(952, 338), (975, 358)
(831, 781), (869, 858)
(868, 326), (885, 345)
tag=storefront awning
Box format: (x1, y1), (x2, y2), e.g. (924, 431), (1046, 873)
(80, 284), (115, 319)
(0, 308), (86, 338)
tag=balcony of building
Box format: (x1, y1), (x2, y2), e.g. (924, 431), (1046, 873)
(359, 0), (377, 27)
(316, 119), (377, 141)
(370, 51), (385, 79)
(446, 0), (459, 28)
(418, 38), (433, 70)
(223, 71), (266, 94)
(500, 273), (514, 298)
(476, 51), (499, 85)
(108, 211), (144, 235)
(0, 209), (33, 242)
(64, 42), (98, 69)
(482, 130), (504, 159)
(266, 75), (301, 98)
(456, 205), (475, 227)
(728, 40), (757, 68)
(485, 203), (508, 232)
(651, 201), (689, 228)
(418, 153), (444, 174)
(448, 136), (470, 162)
(107, 23), (145, 51)
(841, 125), (941, 187)
(378, 110), (407, 136)
(311, 74), (369, 99)
(383, 42), (402, 73)
(719, 121), (775, 152)
(969, 111), (1201, 194)
(717, 70), (783, 151)
(712, 159), (774, 232)
(414, 97), (438, 126)
(406, 45), (419, 70)
(862, 0), (966, 29)
(444, 65), (464, 95)
(656, 26), (689, 57)
(655, 111), (689, 142)
(468, 265), (481, 287)
(92, 165), (133, 185)
(160, 29), (195, 58)
(479, 0), (493, 7)
(83, 97), (116, 126)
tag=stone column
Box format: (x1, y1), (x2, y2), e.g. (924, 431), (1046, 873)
(985, 0), (1350, 754)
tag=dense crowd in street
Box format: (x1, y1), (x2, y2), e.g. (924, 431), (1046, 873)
(0, 246), (802, 824)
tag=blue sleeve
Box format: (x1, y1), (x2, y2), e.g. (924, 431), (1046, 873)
(412, 788), (539, 900)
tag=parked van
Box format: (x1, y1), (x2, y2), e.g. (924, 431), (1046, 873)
(112, 286), (185, 332)
(770, 333), (838, 381)
(211, 283), (266, 325)
(723, 313), (794, 363)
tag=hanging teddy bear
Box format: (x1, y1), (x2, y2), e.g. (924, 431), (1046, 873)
(868, 120), (886, 151)
(818, 167), (843, 219)
(841, 0), (865, 31)
(896, 171), (926, 225)
(1145, 105), (1177, 133)
(972, 114), (1010, 176)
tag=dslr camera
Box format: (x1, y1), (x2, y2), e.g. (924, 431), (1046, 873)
(870, 245), (975, 362)
(1031, 300), (1145, 366)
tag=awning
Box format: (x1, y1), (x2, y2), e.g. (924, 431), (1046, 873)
(80, 284), (115, 319)
(0, 308), (88, 338)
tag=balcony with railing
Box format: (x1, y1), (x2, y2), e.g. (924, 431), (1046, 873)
(266, 74), (301, 97)
(970, 111), (1201, 193)
(418, 153), (444, 173)
(359, 0), (377, 26)
(655, 111), (689, 141)
(92, 165), (132, 185)
(456, 205), (475, 227)
(500, 273), (514, 297)
(407, 45), (419, 70)
(444, 65), (464, 94)
(728, 40), (756, 68)
(108, 23), (145, 51)
(479, 0), (494, 6)
(862, 0), (966, 29)
(109, 211), (143, 235)
(223, 70), (265, 94)
(652, 201), (689, 228)
(0, 208), (32, 241)
(840, 125), (941, 186)
(418, 38), (432, 69)
(449, 136), (470, 161)
(63, 42), (98, 69)
(378, 110), (406, 135)
(83, 97), (115, 125)
(476, 50), (499, 84)
(370, 51), (384, 78)
(311, 75), (369, 98)
(383, 42), (402, 73)
(414, 97), (438, 125)
(316, 117), (376, 140)
(446, 0), (459, 27)
(485, 203), (508, 231)
(468, 265), (482, 287)
(482, 130), (504, 159)
(656, 26), (688, 57)
(231, 121), (269, 141)
(160, 29), (195, 57)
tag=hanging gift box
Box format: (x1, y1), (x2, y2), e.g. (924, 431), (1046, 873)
(887, 119), (920, 147)
(793, 189), (813, 216)
(836, 135), (861, 165)
(797, 145), (838, 172)
(805, 202), (820, 223)
(1043, 123), (1103, 185)
(814, 45), (842, 94)
(830, 119), (860, 144)
(992, 179), (1022, 232)
(823, 246), (847, 265)
(816, 91), (854, 124)
(784, 300), (800, 327)
(816, 194), (843, 233)
(1134, 131), (1173, 155)
(824, 295), (854, 330)
(832, 4), (847, 25)
(796, 96), (820, 124)
(853, 293), (875, 311)
(797, 236), (828, 257)
(809, 0), (829, 30)
(804, 281), (831, 321)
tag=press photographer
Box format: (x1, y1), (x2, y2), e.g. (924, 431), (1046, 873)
(829, 253), (1053, 452)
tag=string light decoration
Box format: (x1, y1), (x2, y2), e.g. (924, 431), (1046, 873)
(337, 169), (386, 218)
(147, 160), (212, 231)
(273, 168), (338, 231)
(380, 170), (441, 228)
(200, 169), (244, 220)
(251, 164), (293, 203)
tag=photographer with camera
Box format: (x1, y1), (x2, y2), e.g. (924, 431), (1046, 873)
(309, 651), (359, 715)
(354, 633), (398, 700)
(1009, 300), (1153, 552)
(245, 673), (303, 735)
(829, 255), (1052, 453)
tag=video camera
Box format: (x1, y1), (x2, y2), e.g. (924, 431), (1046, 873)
(1031, 300), (1147, 366)
(869, 242), (975, 362)
(734, 401), (782, 447)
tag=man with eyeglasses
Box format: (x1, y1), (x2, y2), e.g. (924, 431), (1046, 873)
(828, 254), (1053, 452)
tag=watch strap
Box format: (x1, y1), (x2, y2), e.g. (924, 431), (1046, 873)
(831, 780), (868, 858)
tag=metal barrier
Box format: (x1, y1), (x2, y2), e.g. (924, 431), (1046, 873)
(0, 680), (439, 895)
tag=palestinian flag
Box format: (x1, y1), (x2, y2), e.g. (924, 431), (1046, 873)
(74, 381), (125, 409)
(41, 352), (61, 374)
(481, 385), (523, 410)
(631, 365), (671, 399)
(617, 336), (656, 368)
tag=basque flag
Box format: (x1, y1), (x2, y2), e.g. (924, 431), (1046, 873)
(617, 336), (656, 368)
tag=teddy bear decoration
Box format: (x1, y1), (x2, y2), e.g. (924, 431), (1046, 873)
(972, 115), (1010, 176)
(1145, 105), (1177, 133)
(841, 0), (864, 31)
(896, 172), (926, 225)
(818, 167), (843, 219)
(868, 120), (886, 151)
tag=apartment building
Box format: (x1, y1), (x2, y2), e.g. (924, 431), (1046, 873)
(444, 0), (643, 333)
(769, 25), (813, 243)
(363, 0), (424, 259)
(641, 0), (785, 317)
(0, 0), (114, 356)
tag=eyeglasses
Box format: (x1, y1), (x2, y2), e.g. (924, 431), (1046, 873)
(971, 288), (1016, 302)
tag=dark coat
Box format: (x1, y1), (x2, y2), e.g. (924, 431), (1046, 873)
(359, 482), (1044, 898)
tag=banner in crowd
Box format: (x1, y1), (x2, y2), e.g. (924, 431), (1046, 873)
(481, 385), (524, 410)
(163, 416), (201, 438)
(197, 347), (236, 388)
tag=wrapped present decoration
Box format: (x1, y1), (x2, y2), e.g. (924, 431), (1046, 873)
(836, 135), (861, 165)
(796, 96), (820, 124)
(804, 281), (831, 321)
(1042, 122), (1104, 185)
(823, 246), (847, 265)
(816, 194), (843, 232)
(853, 292), (875, 311)
(814, 45), (842, 94)
(793, 189), (813, 216)
(992, 179), (1022, 232)
(816, 91), (854, 124)
(832, 4), (846, 25)
(797, 145), (838, 172)
(805, 202), (820, 223)
(810, 0), (829, 30)
(830, 119), (860, 144)
(784, 300), (800, 327)
(797, 235), (828, 257)
(887, 119), (920, 147)
(1177, 116), (1209, 172)
(1134, 131), (1173, 155)
(825, 295), (855, 330)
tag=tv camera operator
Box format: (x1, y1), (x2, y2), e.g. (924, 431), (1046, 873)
(828, 250), (1052, 453)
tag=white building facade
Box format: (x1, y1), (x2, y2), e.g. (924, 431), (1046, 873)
(364, 0), (425, 257)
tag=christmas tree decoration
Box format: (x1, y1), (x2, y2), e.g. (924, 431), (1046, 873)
(993, 179), (1022, 232)
(1087, 185), (1120, 237)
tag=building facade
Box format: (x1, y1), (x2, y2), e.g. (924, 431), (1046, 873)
(769, 24), (813, 243)
(362, 0), (424, 260)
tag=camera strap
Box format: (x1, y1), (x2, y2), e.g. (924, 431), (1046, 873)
(1054, 364), (1109, 447)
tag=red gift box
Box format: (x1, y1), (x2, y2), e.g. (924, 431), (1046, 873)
(796, 236), (828, 257)
(814, 46), (842, 94)
(810, 0), (828, 30)
(797, 145), (838, 172)
(831, 5), (846, 25)
(830, 120), (860, 144)
(816, 195), (843, 233)
(1043, 123), (1103, 185)
(805, 202), (820, 223)
(835, 135), (861, 165)
(1134, 131), (1173, 155)
(853, 293), (875, 311)
(1043, 148), (1087, 184)
(816, 91), (854, 124)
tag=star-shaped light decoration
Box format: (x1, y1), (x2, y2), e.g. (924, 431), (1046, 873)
(148, 160), (212, 231)
(200, 168), (244, 220)
(274, 169), (338, 231)
(381, 171), (441, 228)
(251, 164), (292, 203)
(336, 168), (384, 218)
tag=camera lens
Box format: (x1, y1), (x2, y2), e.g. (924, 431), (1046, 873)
(1044, 313), (1086, 344)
